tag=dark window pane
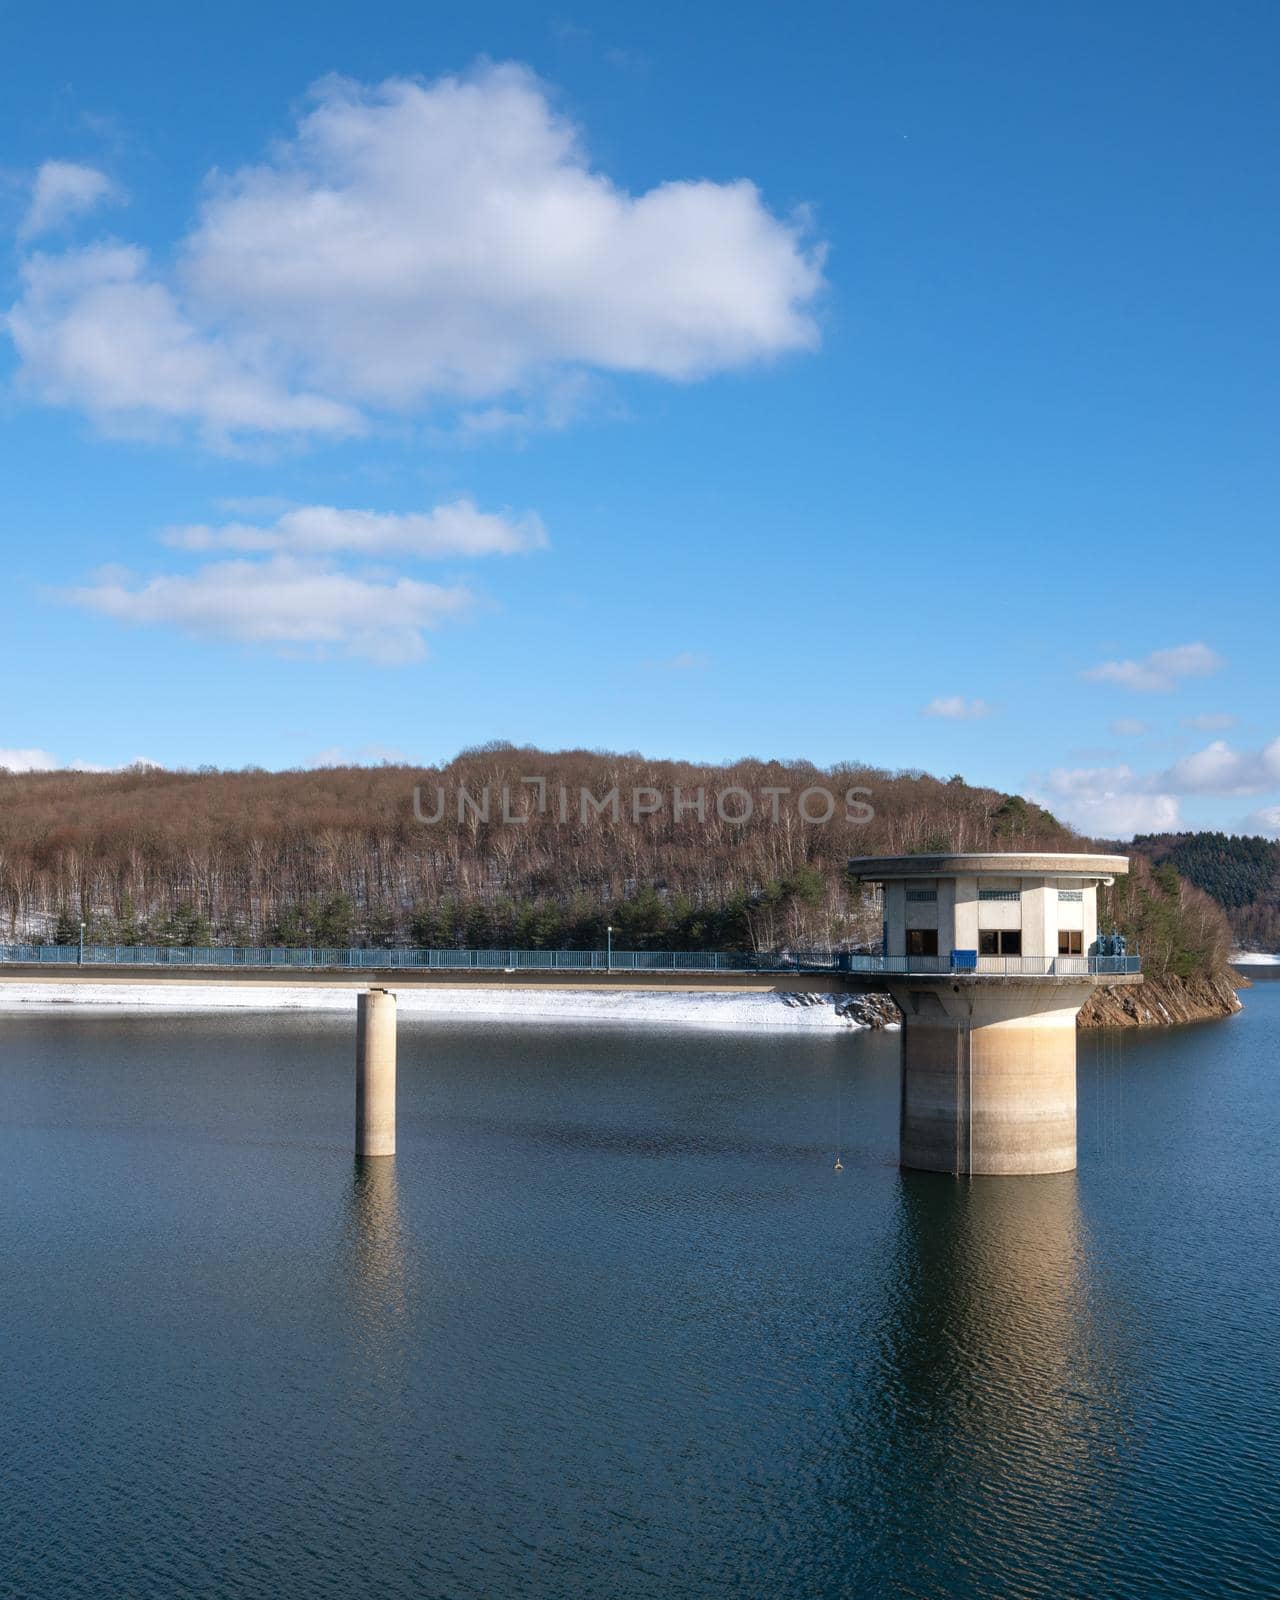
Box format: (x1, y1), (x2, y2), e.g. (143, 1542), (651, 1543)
(1001, 930), (1022, 956)
(979, 931), (998, 956)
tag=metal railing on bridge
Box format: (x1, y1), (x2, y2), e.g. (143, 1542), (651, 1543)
(0, 944), (842, 973)
(835, 953), (1141, 978)
(0, 944), (1140, 978)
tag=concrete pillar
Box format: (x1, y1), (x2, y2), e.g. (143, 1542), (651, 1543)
(952, 874), (978, 954)
(889, 978), (1093, 1175)
(355, 987), (396, 1157)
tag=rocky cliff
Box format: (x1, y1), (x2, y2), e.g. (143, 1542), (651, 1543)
(1078, 970), (1243, 1028)
(836, 974), (1243, 1031)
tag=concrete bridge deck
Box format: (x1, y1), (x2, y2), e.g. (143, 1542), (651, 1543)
(0, 963), (859, 996)
(0, 960), (1142, 998)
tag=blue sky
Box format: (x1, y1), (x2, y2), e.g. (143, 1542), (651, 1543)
(1, 0), (1276, 839)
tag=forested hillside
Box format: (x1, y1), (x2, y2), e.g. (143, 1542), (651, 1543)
(1097, 855), (1232, 977)
(0, 747), (1231, 981)
(1133, 831), (1280, 950)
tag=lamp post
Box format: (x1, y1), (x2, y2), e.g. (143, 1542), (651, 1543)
(606, 924), (613, 972)
(78, 919), (85, 967)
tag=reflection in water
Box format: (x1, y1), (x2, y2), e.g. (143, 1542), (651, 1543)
(339, 1157), (410, 1384)
(841, 1173), (1134, 1594)
(5, 1003), (1278, 1599)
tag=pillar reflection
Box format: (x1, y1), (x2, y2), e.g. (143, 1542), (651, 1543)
(340, 1156), (410, 1380)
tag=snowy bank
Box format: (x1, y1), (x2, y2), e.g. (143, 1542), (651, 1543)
(0, 980), (899, 1032)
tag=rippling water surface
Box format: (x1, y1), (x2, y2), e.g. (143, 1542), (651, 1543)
(2, 989), (1278, 1598)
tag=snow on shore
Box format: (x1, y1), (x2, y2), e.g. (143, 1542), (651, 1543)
(0, 981), (894, 1031)
(1231, 951), (1280, 966)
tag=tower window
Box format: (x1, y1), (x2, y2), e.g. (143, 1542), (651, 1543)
(979, 930), (1022, 956)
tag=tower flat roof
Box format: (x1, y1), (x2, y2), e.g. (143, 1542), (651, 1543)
(847, 851), (1130, 880)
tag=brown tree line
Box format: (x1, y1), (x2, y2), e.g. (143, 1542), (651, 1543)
(0, 745), (1228, 967)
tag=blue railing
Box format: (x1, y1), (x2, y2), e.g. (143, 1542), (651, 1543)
(838, 953), (1141, 978)
(0, 944), (841, 973)
(0, 944), (1140, 977)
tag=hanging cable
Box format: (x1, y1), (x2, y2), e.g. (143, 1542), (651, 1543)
(833, 1061), (844, 1171)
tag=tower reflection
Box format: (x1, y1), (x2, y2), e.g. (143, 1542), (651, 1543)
(848, 1172), (1133, 1592)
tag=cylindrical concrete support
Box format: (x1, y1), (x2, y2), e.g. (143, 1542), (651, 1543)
(355, 987), (396, 1157)
(890, 980), (1092, 1176)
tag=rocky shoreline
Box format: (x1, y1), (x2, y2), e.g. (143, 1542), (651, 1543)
(1077, 970), (1243, 1028)
(831, 991), (903, 1028)
(837, 971), (1245, 1031)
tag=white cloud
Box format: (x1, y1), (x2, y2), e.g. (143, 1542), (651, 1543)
(1244, 805), (1280, 839)
(1036, 765), (1182, 838)
(59, 492), (543, 666)
(0, 749), (157, 773)
(0, 747), (61, 771)
(1069, 790), (1183, 837)
(65, 556), (473, 665)
(6, 245), (360, 446)
(163, 497), (546, 557)
(1161, 737), (1280, 796)
(64, 756), (163, 773)
(1082, 641), (1224, 694)
(1109, 718), (1150, 737)
(305, 743), (409, 768)
(7, 65), (824, 442)
(1035, 732), (1280, 836)
(19, 161), (122, 240)
(1181, 711), (1237, 731)
(923, 696), (991, 720)
(444, 371), (599, 443)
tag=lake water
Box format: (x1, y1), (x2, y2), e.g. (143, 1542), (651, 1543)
(2, 988), (1278, 1599)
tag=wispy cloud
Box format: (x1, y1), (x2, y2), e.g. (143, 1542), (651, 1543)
(60, 493), (547, 667)
(1244, 804), (1280, 839)
(1181, 711), (1237, 731)
(305, 743), (409, 768)
(163, 499), (546, 558)
(1082, 641), (1224, 694)
(65, 556), (473, 666)
(922, 696), (991, 720)
(1109, 718), (1150, 737)
(19, 160), (122, 240)
(0, 748), (157, 773)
